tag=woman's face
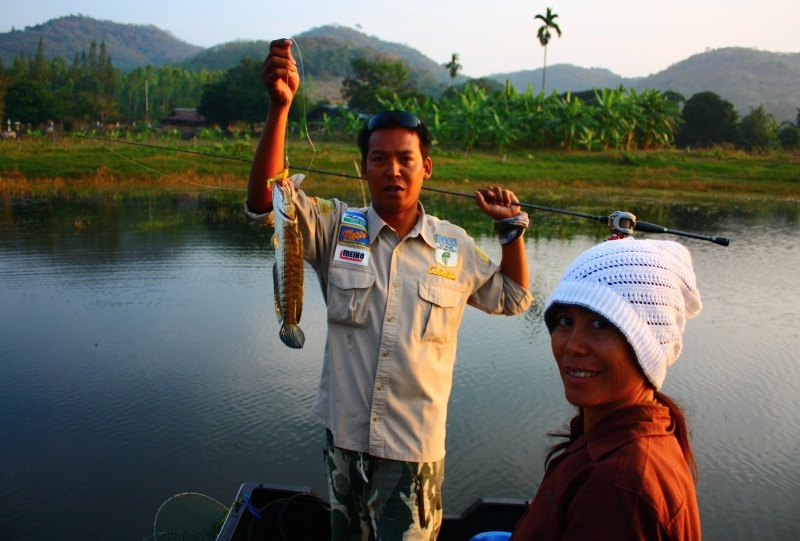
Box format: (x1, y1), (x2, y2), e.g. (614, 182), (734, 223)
(550, 304), (655, 431)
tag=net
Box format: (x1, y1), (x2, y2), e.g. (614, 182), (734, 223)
(152, 492), (229, 541)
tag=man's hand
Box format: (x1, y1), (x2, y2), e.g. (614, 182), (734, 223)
(261, 38), (299, 106)
(475, 186), (521, 220)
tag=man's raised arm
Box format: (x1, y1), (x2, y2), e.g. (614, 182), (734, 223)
(247, 38), (300, 214)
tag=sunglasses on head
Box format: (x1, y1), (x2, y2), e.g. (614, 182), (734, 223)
(367, 110), (421, 131)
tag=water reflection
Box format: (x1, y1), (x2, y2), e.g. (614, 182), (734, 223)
(0, 192), (798, 540)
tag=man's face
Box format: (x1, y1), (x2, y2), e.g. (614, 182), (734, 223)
(361, 127), (432, 220)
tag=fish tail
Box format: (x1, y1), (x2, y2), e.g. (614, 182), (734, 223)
(280, 324), (305, 349)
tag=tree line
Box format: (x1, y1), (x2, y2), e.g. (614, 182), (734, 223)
(0, 38), (222, 130)
(1, 38), (798, 153)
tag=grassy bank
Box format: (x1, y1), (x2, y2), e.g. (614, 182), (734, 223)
(1, 136), (798, 202)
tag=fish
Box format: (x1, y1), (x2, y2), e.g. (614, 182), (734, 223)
(271, 177), (305, 349)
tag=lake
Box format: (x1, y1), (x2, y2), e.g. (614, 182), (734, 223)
(1, 189), (798, 540)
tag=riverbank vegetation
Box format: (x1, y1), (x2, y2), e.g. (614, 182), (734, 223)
(2, 135), (798, 203)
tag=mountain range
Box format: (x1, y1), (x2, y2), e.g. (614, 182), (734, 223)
(1, 16), (798, 123)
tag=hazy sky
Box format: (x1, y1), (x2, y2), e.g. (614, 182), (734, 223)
(3, 1), (798, 78)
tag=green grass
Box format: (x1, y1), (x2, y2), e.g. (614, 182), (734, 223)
(2, 136), (799, 202)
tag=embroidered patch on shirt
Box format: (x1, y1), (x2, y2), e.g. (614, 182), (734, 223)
(435, 234), (458, 267)
(429, 265), (456, 280)
(334, 210), (370, 266)
(342, 210), (367, 229)
(312, 197), (336, 217)
(334, 245), (370, 266)
(338, 225), (369, 248)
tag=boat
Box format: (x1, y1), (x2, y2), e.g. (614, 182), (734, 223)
(152, 481), (528, 541)
(216, 482), (528, 541)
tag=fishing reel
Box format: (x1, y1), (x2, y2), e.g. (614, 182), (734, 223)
(604, 210), (729, 245)
(607, 211), (636, 237)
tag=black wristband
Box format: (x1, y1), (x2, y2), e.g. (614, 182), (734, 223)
(494, 212), (530, 245)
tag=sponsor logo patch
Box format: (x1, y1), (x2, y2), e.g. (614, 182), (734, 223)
(334, 209), (370, 266)
(338, 225), (369, 248)
(435, 234), (458, 267)
(428, 265), (456, 280)
(334, 245), (370, 266)
(342, 210), (367, 229)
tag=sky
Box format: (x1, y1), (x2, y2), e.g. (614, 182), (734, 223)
(3, 0), (798, 79)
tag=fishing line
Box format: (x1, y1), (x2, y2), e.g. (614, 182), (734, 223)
(82, 137), (729, 245)
(353, 160), (367, 207)
(99, 141), (246, 191)
(80, 135), (252, 162)
(290, 37), (317, 176)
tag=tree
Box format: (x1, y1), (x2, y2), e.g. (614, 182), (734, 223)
(4, 80), (60, 124)
(0, 74), (13, 125)
(663, 91), (686, 107)
(198, 57), (268, 129)
(534, 7), (562, 93)
(11, 52), (28, 80)
(441, 77), (503, 100)
(737, 105), (777, 152)
(675, 91), (738, 148)
(444, 53), (462, 86)
(341, 57), (421, 114)
(31, 39), (48, 85)
(776, 121), (800, 150)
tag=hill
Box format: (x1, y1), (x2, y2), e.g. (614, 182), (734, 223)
(296, 24), (463, 88)
(492, 47), (800, 123)
(490, 65), (628, 96)
(179, 25), (459, 102)
(0, 15), (201, 71)
(633, 47), (800, 124)
(2, 17), (797, 122)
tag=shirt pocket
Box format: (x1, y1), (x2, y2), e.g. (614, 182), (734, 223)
(327, 266), (376, 329)
(415, 281), (465, 344)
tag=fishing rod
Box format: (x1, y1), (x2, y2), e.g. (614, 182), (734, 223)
(82, 135), (730, 246)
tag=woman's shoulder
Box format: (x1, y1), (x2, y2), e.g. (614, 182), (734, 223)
(589, 423), (695, 516)
(581, 406), (692, 494)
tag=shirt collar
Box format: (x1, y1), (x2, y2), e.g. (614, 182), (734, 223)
(366, 201), (434, 246)
(558, 404), (673, 464)
(586, 404), (673, 461)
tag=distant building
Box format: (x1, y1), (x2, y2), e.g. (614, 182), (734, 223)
(161, 108), (206, 127)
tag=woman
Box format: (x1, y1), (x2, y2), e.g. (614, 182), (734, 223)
(511, 237), (703, 540)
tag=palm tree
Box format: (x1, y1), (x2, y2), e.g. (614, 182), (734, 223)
(534, 7), (562, 93)
(444, 53), (463, 87)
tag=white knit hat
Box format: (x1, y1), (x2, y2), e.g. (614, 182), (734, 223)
(544, 238), (702, 390)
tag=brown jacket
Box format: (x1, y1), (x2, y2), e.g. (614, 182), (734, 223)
(511, 404), (701, 540)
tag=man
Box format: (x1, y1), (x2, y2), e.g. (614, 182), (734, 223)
(247, 38), (533, 541)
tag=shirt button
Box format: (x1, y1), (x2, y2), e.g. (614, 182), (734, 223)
(388, 316), (394, 322)
(377, 384), (384, 390)
(392, 281), (398, 288)
(383, 351), (390, 357)
(373, 416), (380, 422)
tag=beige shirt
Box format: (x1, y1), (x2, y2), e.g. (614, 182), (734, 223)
(247, 176), (533, 462)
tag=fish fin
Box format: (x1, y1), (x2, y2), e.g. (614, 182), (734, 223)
(280, 324), (305, 349)
(296, 296), (303, 322)
(272, 263), (283, 322)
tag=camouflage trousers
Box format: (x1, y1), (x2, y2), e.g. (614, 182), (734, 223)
(324, 430), (444, 541)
